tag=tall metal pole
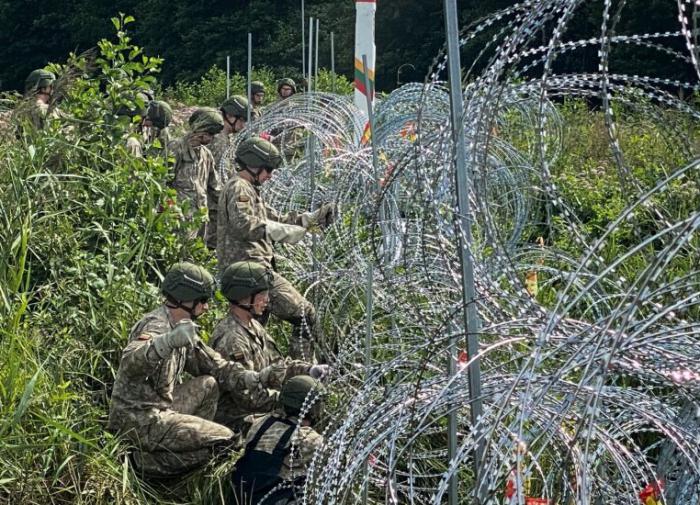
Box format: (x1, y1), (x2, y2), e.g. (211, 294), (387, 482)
(301, 0), (306, 78)
(308, 17), (314, 92)
(330, 32), (337, 93)
(443, 0), (484, 503)
(447, 324), (459, 505)
(226, 56), (231, 99)
(314, 18), (320, 84)
(362, 264), (374, 505)
(247, 33), (252, 123)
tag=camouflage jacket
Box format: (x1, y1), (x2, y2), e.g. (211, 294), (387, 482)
(244, 413), (323, 481)
(216, 175), (302, 270)
(211, 313), (310, 427)
(126, 127), (171, 158)
(13, 98), (53, 134)
(108, 305), (254, 433)
(209, 130), (238, 182)
(168, 134), (221, 223)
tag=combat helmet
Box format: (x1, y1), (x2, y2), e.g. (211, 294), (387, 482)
(189, 107), (224, 134)
(277, 78), (296, 95)
(24, 69), (56, 94)
(146, 100), (173, 129)
(235, 137), (281, 171)
(279, 375), (325, 420)
(162, 262), (216, 302)
(221, 95), (249, 119)
(220, 261), (272, 303)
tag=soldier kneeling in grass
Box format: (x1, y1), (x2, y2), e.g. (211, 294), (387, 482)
(108, 262), (290, 478)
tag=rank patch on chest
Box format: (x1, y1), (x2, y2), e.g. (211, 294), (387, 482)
(137, 333), (153, 341)
(238, 196), (250, 203)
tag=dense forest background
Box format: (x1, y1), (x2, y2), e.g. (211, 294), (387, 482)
(1, 0), (695, 92)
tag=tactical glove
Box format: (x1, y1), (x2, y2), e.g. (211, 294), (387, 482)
(266, 221), (306, 244)
(258, 363), (288, 389)
(301, 202), (336, 230)
(241, 370), (262, 392)
(309, 364), (331, 380)
(152, 319), (199, 358)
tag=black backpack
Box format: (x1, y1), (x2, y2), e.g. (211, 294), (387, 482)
(229, 417), (303, 505)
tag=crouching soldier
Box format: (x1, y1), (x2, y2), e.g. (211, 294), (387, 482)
(211, 261), (330, 433)
(108, 262), (283, 478)
(230, 375), (325, 504)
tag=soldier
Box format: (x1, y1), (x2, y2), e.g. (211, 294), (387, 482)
(108, 262), (286, 477)
(169, 107), (223, 249)
(216, 137), (335, 361)
(230, 375), (325, 505)
(14, 68), (56, 133)
(276, 78), (296, 102)
(126, 99), (173, 158)
(209, 95), (249, 180)
(211, 261), (330, 432)
(250, 81), (266, 120)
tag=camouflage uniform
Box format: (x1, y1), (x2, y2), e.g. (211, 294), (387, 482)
(210, 313), (311, 430)
(209, 131), (237, 181)
(217, 175), (318, 361)
(108, 305), (258, 476)
(13, 98), (54, 135)
(251, 105), (263, 121)
(244, 413), (323, 481)
(126, 127), (170, 158)
(169, 134), (221, 248)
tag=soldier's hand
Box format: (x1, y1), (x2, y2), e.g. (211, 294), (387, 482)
(168, 320), (199, 348)
(153, 319), (199, 358)
(242, 370), (262, 391)
(258, 363), (287, 389)
(317, 202), (336, 228)
(309, 364), (331, 380)
(301, 203), (336, 231)
(266, 221), (306, 244)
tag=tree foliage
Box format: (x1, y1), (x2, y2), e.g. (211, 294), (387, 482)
(1, 0), (695, 93)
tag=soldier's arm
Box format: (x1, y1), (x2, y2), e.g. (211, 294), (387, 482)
(281, 357), (312, 379)
(205, 148), (221, 212)
(228, 185), (267, 241)
(118, 321), (170, 376)
(265, 203), (303, 226)
(185, 340), (257, 392)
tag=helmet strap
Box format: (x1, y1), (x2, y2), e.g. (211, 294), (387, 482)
(165, 297), (200, 320)
(244, 166), (263, 186)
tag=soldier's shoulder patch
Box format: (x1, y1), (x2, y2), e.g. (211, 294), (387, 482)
(238, 196), (250, 203)
(137, 333), (153, 341)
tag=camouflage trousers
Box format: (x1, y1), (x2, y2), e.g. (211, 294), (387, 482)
(269, 271), (319, 363)
(129, 376), (235, 477)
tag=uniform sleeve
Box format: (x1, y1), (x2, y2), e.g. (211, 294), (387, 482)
(118, 318), (169, 377)
(205, 147), (221, 218)
(126, 136), (143, 158)
(185, 341), (254, 393)
(265, 203), (303, 226)
(281, 357), (312, 380)
(226, 183), (267, 241)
